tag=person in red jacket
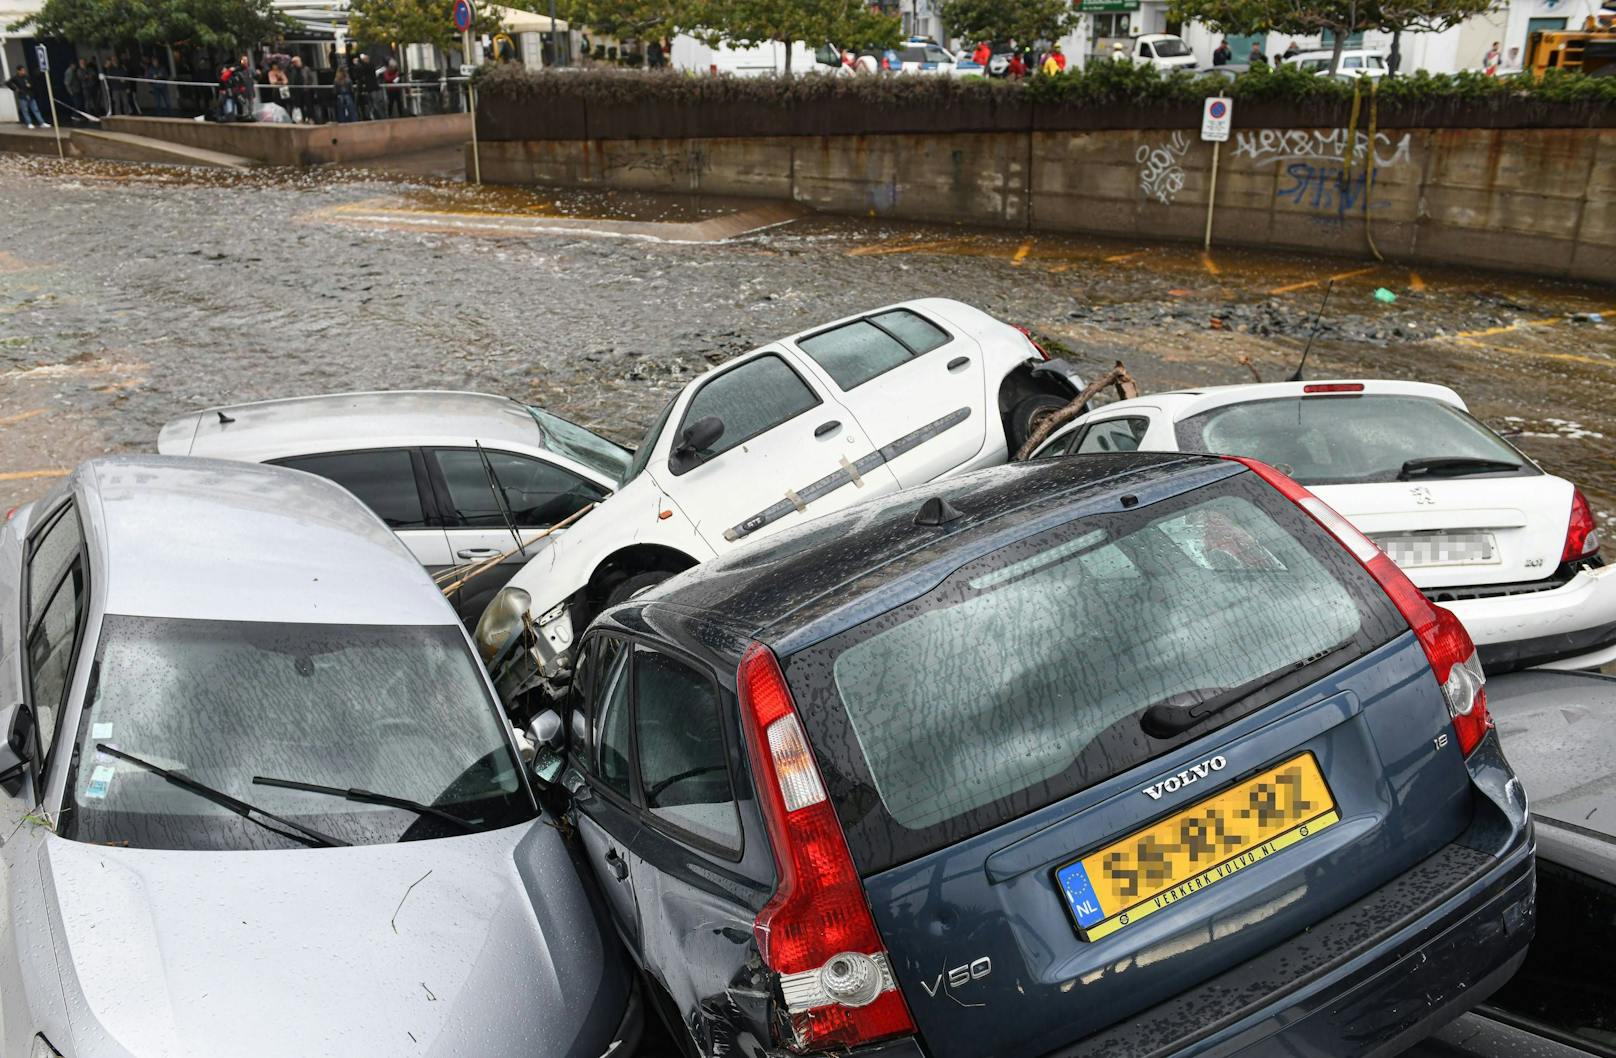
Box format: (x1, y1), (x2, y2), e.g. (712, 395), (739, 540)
(972, 40), (992, 66)
(1050, 42), (1067, 71)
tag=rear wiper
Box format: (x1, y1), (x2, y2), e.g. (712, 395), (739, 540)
(1398, 457), (1520, 480)
(1140, 641), (1357, 739)
(95, 744), (348, 848)
(252, 775), (477, 832)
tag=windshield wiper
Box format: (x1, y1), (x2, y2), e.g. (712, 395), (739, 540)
(1140, 641), (1357, 739)
(252, 775), (477, 833)
(1398, 456), (1520, 480)
(95, 744), (348, 848)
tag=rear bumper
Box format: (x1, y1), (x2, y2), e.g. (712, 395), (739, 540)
(1444, 562), (1616, 671)
(1046, 733), (1535, 1058)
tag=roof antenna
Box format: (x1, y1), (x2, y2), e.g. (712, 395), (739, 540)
(216, 410), (235, 425)
(1288, 279), (1335, 383)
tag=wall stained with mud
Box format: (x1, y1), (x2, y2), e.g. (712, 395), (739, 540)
(471, 127), (1616, 283)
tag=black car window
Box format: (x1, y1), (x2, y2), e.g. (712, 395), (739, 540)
(594, 638), (634, 800)
(673, 354), (820, 471)
(275, 450), (429, 529)
(1482, 856), (1616, 1049)
(633, 647), (741, 850)
(798, 310), (952, 391)
(1071, 417), (1150, 455)
(784, 472), (1406, 872)
(568, 637), (598, 768)
(27, 504), (81, 621)
(432, 449), (609, 529)
(26, 562), (84, 765)
(1174, 395), (1535, 486)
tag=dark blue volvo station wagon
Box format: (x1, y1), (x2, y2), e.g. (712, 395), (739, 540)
(530, 451), (1535, 1058)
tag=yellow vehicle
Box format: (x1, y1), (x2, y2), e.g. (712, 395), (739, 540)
(1526, 27), (1616, 77)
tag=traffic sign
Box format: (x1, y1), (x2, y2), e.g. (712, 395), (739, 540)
(460, 63), (478, 76)
(35, 44), (48, 72)
(1201, 96), (1232, 142)
(453, 0), (476, 32)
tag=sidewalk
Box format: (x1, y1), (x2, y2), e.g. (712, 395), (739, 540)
(0, 125), (77, 156)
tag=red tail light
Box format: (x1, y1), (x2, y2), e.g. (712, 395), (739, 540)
(1226, 457), (1492, 755)
(1562, 487), (1599, 564)
(1013, 325), (1050, 360)
(737, 644), (915, 1052)
(1302, 383), (1364, 394)
(3, 506), (16, 522)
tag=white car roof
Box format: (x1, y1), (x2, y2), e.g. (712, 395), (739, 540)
(1077, 378), (1465, 423)
(160, 390), (545, 461)
(75, 455), (453, 625)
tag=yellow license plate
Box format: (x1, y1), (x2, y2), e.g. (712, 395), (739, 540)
(1056, 753), (1339, 942)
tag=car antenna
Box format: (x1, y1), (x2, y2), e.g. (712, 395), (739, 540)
(216, 410), (235, 425)
(475, 440), (528, 560)
(1288, 279), (1335, 383)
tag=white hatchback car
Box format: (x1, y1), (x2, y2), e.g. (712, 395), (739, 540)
(1031, 379), (1615, 672)
(1286, 49), (1389, 78)
(157, 391), (629, 624)
(477, 297), (1087, 701)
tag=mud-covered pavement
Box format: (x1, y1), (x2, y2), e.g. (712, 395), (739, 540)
(4, 152), (1616, 528)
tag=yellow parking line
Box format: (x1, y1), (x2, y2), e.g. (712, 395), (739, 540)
(0, 409), (48, 427)
(1268, 266), (1377, 296)
(1408, 272), (1426, 292)
(846, 240), (965, 257)
(1201, 253), (1221, 276)
(1011, 241), (1033, 265)
(0, 469), (70, 482)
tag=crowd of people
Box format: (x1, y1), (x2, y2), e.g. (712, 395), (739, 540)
(5, 46), (437, 129)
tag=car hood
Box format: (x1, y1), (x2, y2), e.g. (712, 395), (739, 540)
(38, 821), (627, 1058)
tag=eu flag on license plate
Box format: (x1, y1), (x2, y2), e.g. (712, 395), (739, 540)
(1056, 861), (1106, 929)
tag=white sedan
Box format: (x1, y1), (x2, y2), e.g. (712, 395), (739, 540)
(1031, 379), (1616, 672)
(478, 298), (1087, 702)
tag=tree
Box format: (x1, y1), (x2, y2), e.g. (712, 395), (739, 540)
(348, 0), (502, 52)
(693, 0), (899, 71)
(939, 0), (1078, 46)
(17, 0), (295, 48)
(1168, 0), (1369, 75)
(557, 0), (695, 41)
(1374, 0), (1496, 73)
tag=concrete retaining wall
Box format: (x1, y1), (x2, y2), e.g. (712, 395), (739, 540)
(102, 113), (470, 166)
(473, 127), (1616, 283)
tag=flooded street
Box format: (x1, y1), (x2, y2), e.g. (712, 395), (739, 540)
(4, 152), (1615, 526)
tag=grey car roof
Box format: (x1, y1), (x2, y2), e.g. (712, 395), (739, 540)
(161, 390), (544, 461)
(76, 455), (456, 625)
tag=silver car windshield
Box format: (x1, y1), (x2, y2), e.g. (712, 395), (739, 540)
(527, 407), (633, 486)
(60, 617), (535, 851)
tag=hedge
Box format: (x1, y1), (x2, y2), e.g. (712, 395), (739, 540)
(479, 61), (1616, 109)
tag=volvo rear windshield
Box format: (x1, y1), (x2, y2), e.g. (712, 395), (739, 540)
(1174, 394), (1536, 486)
(782, 471), (1406, 873)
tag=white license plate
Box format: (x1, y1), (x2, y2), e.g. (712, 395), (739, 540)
(1374, 531), (1499, 568)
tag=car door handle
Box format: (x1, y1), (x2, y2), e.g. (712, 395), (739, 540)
(456, 547), (501, 559)
(814, 420), (841, 438)
(947, 356), (971, 372)
(604, 847), (629, 882)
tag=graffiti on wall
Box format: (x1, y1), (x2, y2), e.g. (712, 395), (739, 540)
(1136, 131), (1192, 205)
(1233, 128), (1413, 170)
(1234, 128), (1414, 224)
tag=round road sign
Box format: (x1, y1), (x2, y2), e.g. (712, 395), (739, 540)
(1209, 99), (1227, 119)
(453, 0), (475, 32)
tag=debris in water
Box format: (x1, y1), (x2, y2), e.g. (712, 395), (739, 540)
(1374, 288), (1398, 304)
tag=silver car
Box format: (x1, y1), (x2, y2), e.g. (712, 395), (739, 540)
(0, 456), (636, 1058)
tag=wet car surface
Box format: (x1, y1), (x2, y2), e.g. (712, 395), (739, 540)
(3, 153), (1615, 537)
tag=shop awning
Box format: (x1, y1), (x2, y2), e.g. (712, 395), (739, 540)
(486, 5), (568, 33)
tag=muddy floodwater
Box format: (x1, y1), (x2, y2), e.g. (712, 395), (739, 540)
(4, 153), (1616, 530)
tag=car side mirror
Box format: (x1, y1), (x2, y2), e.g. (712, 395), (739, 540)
(527, 709), (565, 786)
(670, 416), (724, 473)
(0, 704), (33, 787)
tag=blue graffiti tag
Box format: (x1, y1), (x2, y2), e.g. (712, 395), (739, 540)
(1276, 162), (1389, 221)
